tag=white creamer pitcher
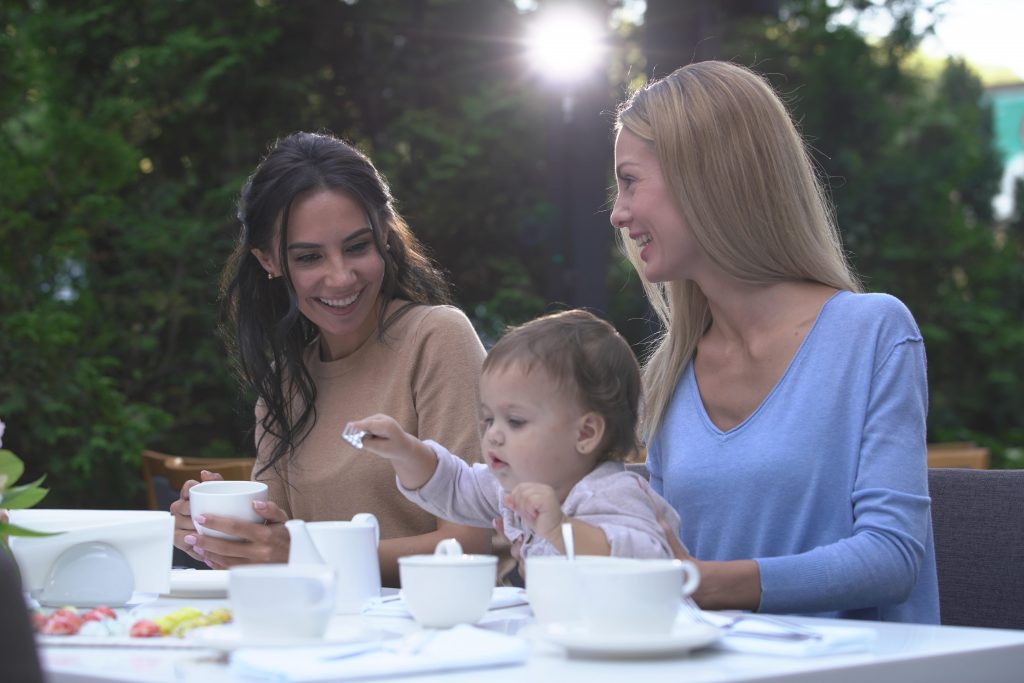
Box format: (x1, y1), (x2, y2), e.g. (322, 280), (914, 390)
(285, 513), (381, 614)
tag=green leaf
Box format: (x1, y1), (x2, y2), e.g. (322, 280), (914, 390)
(0, 521), (62, 538)
(5, 474), (46, 491)
(0, 450), (25, 488)
(1, 480), (49, 509)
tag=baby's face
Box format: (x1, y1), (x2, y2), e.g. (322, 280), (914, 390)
(478, 365), (594, 498)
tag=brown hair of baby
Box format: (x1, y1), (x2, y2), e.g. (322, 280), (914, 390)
(483, 309), (641, 461)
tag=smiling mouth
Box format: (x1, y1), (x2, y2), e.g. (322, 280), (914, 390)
(318, 292), (360, 308)
(635, 234), (652, 247)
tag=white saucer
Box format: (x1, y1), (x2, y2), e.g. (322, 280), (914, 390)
(186, 621), (383, 651)
(537, 621), (721, 659)
(164, 569), (229, 599)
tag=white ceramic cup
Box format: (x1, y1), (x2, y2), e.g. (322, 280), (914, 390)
(398, 539), (497, 628)
(525, 555), (641, 625)
(578, 558), (700, 636)
(189, 480), (268, 540)
(229, 563), (336, 640)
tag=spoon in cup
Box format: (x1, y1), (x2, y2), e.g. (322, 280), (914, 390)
(561, 522), (575, 561)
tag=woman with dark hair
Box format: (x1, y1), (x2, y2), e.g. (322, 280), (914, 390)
(170, 132), (490, 585)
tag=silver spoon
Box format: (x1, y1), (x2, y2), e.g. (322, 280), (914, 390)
(561, 521), (575, 561)
(342, 424), (368, 449)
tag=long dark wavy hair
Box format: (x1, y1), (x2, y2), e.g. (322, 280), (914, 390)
(221, 132), (453, 476)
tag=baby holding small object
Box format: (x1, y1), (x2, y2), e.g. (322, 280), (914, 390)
(345, 309), (680, 560)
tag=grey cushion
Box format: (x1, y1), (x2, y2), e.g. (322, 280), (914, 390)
(929, 468), (1024, 629)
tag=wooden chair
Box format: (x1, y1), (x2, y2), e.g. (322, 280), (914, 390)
(928, 468), (1024, 629)
(140, 449), (255, 512)
(625, 461), (651, 481)
(927, 442), (990, 469)
(163, 459), (255, 492)
(628, 445), (990, 473)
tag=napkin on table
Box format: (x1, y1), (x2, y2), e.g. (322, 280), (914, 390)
(361, 586), (527, 619)
(699, 612), (877, 657)
(229, 624), (529, 682)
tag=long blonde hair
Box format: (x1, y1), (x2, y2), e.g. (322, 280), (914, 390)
(615, 61), (862, 442)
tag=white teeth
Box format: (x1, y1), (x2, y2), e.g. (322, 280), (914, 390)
(636, 235), (652, 247)
(319, 293), (359, 308)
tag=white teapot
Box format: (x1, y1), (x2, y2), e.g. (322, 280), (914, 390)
(285, 513), (381, 614)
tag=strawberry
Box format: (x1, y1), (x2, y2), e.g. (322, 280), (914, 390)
(42, 612), (84, 636)
(129, 619), (162, 638)
(82, 606), (117, 622)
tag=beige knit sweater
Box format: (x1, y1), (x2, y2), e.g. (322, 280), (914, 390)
(253, 302), (485, 541)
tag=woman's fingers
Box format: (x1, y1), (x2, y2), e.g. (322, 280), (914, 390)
(634, 477), (691, 561)
(250, 499), (287, 523)
(173, 473), (280, 565)
(187, 506), (290, 567)
(656, 510), (692, 560)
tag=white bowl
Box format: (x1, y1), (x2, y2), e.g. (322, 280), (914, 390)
(9, 509), (174, 604)
(399, 553), (497, 627)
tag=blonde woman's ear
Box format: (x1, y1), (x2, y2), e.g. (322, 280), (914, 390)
(576, 413), (606, 456)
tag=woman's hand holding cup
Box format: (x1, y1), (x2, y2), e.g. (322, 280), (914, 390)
(172, 477), (290, 568)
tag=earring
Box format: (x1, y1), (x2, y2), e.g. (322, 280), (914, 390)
(385, 242), (391, 251)
(266, 272), (274, 280)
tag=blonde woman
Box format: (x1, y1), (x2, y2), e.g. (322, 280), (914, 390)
(610, 61), (939, 623)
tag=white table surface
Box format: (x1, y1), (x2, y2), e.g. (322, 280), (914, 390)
(39, 595), (1024, 683)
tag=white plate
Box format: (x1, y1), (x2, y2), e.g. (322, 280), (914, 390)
(185, 620), (389, 651)
(164, 569), (229, 599)
(536, 621), (721, 659)
(37, 633), (216, 649)
(362, 586), (527, 619)
(37, 604), (229, 649)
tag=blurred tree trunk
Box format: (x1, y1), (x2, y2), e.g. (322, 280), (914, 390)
(643, 0), (780, 76)
(537, 0), (615, 315)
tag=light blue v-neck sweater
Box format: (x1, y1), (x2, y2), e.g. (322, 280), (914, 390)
(648, 291), (940, 624)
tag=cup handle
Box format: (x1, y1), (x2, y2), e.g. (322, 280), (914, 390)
(351, 513), (380, 547)
(434, 538), (463, 556)
(679, 559), (701, 596)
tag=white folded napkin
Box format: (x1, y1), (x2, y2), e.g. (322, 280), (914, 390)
(698, 612), (876, 657)
(229, 624), (529, 682)
(361, 587), (527, 619)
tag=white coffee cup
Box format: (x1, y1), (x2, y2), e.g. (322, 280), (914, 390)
(229, 563), (336, 640)
(578, 558), (700, 636)
(189, 480), (268, 540)
(526, 555), (640, 625)
(398, 539), (497, 628)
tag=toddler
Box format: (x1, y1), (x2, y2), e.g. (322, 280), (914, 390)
(346, 309), (680, 559)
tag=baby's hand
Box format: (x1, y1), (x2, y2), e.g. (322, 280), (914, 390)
(504, 483), (564, 542)
(346, 415), (439, 490)
(344, 414), (416, 461)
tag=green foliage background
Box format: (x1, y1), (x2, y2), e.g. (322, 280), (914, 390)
(1, 0), (1020, 509)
